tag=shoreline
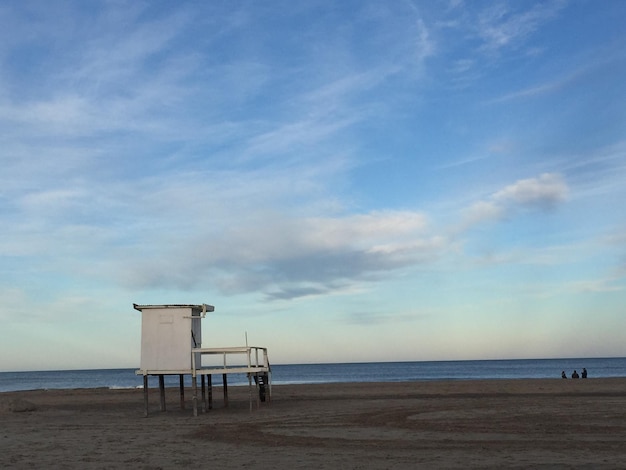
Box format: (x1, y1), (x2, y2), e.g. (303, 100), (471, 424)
(2, 379), (626, 468)
(1, 373), (620, 394)
(0, 374), (626, 396)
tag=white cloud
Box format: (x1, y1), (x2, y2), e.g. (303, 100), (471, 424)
(459, 173), (569, 232)
(304, 211), (429, 250)
(114, 209), (445, 299)
(493, 173), (568, 209)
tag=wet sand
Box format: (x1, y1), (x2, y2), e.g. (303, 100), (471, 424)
(2, 378), (626, 469)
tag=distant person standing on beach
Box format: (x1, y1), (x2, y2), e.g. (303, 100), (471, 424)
(582, 368), (587, 378)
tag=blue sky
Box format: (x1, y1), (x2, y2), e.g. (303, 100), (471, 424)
(1, 1), (625, 371)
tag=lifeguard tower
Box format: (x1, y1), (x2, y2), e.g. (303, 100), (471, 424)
(134, 303), (271, 417)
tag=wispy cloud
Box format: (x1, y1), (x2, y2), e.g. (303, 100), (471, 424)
(343, 310), (423, 326)
(568, 278), (624, 294)
(475, 1), (567, 53)
(437, 1), (568, 87)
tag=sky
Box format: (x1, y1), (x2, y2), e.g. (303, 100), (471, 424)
(1, 0), (625, 372)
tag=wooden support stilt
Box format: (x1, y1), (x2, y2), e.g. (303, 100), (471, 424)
(248, 373), (253, 412)
(158, 375), (166, 412)
(192, 375), (198, 417)
(143, 375), (149, 417)
(201, 375), (206, 413)
(255, 373), (261, 409)
(222, 373), (229, 407)
(179, 375), (185, 410)
(208, 374), (213, 410)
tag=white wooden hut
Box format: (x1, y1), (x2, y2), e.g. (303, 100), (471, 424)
(134, 303), (271, 416)
(136, 304), (209, 373)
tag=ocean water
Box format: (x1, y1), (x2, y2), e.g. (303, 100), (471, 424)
(1, 357), (625, 393)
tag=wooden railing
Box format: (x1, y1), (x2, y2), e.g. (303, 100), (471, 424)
(190, 346), (271, 416)
(191, 346), (270, 375)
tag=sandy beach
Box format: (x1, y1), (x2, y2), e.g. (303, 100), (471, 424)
(2, 378), (626, 469)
